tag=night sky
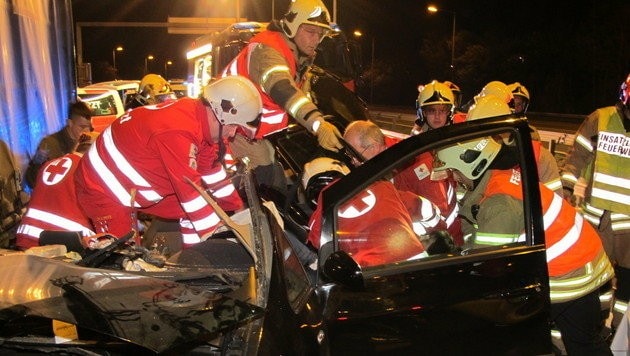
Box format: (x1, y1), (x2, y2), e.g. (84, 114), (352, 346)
(73, 0), (630, 114)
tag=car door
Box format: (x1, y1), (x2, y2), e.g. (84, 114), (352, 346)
(314, 116), (552, 355)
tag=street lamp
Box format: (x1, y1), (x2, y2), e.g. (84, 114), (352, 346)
(164, 60), (173, 79)
(353, 30), (375, 104)
(144, 55), (154, 74)
(427, 5), (456, 74)
(112, 46), (123, 77)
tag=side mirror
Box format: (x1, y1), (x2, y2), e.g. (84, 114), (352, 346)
(322, 250), (364, 290)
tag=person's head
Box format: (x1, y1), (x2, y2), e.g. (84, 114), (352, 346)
(281, 0), (332, 57)
(507, 82), (530, 114)
(302, 157), (350, 208)
(202, 75), (263, 140)
(343, 120), (386, 165)
(66, 101), (93, 141)
(467, 94), (514, 144)
(443, 80), (462, 109)
(416, 81), (455, 130)
(479, 81), (513, 108)
(136, 74), (176, 106)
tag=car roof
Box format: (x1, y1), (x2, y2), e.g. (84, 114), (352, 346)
(85, 80), (140, 91)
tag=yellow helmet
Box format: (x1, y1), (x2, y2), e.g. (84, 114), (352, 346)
(137, 74), (175, 106)
(479, 81), (513, 105)
(416, 80), (455, 126)
(281, 0), (332, 38)
(467, 95), (512, 121)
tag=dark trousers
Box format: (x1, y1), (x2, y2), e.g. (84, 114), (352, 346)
(551, 289), (612, 356)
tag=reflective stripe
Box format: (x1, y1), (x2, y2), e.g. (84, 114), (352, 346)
(593, 172), (630, 187)
(575, 134), (593, 152)
(561, 172), (578, 185)
(412, 222), (427, 236)
(544, 178), (563, 193)
(202, 169), (227, 185)
(614, 300), (628, 314)
(591, 187), (630, 203)
(542, 192), (563, 231)
(287, 96), (310, 119)
(25, 208), (95, 235)
(546, 213), (582, 263)
(549, 252), (613, 303)
(102, 128), (162, 202)
(261, 108), (285, 124)
(88, 137), (135, 206)
(445, 203), (459, 227)
(475, 233), (524, 245)
(181, 195), (208, 214)
(213, 184), (236, 198)
(182, 233), (201, 244)
(191, 212), (220, 231)
(260, 65), (290, 90)
(16, 224), (43, 239)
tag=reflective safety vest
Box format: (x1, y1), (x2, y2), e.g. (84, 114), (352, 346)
(477, 169), (614, 303)
(589, 107), (630, 214)
(221, 31), (297, 139)
(562, 107), (630, 231)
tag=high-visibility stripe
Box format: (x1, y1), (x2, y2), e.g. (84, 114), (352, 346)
(181, 195), (209, 214)
(594, 172), (630, 187)
(191, 212), (220, 231)
(591, 187), (630, 203)
(287, 97), (310, 119)
(260, 65), (290, 89)
(25, 208), (95, 235)
(16, 224), (43, 239)
(575, 134), (593, 152)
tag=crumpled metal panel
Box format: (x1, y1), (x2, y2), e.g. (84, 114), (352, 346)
(0, 254), (263, 353)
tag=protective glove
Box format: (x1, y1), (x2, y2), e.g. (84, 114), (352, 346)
(572, 177), (587, 206)
(310, 117), (343, 152)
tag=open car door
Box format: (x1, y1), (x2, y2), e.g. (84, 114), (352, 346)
(314, 116), (552, 354)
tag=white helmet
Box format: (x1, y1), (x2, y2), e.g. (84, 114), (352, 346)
(434, 137), (502, 180)
(203, 76), (263, 139)
(302, 157), (350, 208)
(479, 81), (513, 105)
(416, 80), (455, 126)
(467, 95), (512, 121)
(281, 0), (332, 38)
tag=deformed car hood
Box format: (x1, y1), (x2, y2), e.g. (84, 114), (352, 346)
(0, 254), (263, 353)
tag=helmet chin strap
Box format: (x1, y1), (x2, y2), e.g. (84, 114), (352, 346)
(217, 124), (227, 169)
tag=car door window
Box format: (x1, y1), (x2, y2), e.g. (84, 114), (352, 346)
(333, 128), (530, 269)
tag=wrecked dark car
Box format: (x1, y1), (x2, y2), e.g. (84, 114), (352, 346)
(0, 115), (556, 355)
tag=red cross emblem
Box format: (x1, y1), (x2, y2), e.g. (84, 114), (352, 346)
(42, 157), (73, 185)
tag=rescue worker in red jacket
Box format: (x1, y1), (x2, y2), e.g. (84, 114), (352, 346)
(346, 119), (463, 245)
(434, 134), (614, 355)
(561, 73), (630, 329)
(15, 132), (98, 250)
(75, 76), (263, 246)
(305, 157), (445, 268)
(220, 0), (343, 192)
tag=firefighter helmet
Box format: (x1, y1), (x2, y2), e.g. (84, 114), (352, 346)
(416, 80), (455, 126)
(302, 157), (350, 208)
(434, 137), (502, 181)
(479, 81), (513, 106)
(136, 74), (175, 106)
(444, 80), (462, 109)
(203, 76), (263, 139)
(620, 73), (630, 108)
(281, 0), (332, 38)
(508, 82), (530, 113)
(467, 95), (512, 121)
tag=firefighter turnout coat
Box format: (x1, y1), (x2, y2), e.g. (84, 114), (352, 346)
(461, 168), (613, 303)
